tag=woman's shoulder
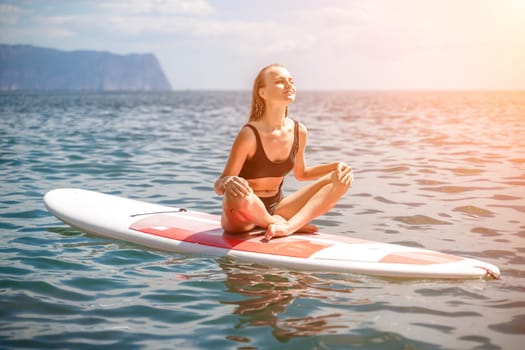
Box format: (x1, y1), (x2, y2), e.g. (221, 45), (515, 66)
(235, 123), (258, 143)
(282, 117), (304, 132)
(292, 119), (308, 135)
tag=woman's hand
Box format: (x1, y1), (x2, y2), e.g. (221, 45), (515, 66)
(336, 162), (353, 186)
(223, 176), (252, 197)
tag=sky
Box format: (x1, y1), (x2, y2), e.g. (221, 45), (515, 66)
(1, 0), (524, 90)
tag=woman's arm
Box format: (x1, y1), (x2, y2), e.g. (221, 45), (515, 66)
(293, 122), (351, 181)
(214, 127), (254, 196)
(297, 162), (340, 181)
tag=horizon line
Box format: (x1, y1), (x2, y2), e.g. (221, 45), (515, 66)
(1, 89), (524, 93)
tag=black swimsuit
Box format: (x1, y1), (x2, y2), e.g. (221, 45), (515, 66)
(258, 187), (283, 215)
(238, 120), (299, 214)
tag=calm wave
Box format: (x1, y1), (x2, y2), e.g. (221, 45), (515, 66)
(1, 91), (524, 349)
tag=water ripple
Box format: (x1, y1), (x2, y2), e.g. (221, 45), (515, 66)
(1, 91), (524, 349)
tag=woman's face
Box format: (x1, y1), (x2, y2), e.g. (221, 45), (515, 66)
(260, 66), (296, 103)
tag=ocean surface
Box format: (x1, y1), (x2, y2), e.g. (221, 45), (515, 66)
(1, 90), (524, 349)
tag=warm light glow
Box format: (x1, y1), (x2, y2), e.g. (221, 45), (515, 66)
(0, 0), (524, 90)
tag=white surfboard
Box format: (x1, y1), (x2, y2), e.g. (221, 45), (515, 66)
(43, 188), (500, 279)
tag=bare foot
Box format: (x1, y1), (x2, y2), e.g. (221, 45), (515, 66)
(264, 223), (291, 241)
(297, 223), (319, 233)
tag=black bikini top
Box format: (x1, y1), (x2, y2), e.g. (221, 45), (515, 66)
(238, 120), (299, 179)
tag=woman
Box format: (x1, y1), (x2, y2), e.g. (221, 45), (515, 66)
(214, 64), (353, 241)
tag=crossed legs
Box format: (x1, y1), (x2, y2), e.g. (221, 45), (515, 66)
(221, 190), (285, 233)
(221, 170), (350, 240)
(267, 171), (350, 239)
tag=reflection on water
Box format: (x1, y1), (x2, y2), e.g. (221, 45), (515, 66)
(218, 259), (357, 341)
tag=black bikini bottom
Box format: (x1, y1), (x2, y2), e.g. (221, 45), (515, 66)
(259, 190), (283, 215)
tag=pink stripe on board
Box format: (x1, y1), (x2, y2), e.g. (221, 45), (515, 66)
(379, 251), (463, 265)
(130, 214), (331, 258)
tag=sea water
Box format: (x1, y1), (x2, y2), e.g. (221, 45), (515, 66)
(0, 91), (524, 349)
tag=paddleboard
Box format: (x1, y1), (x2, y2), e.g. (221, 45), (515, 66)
(43, 188), (500, 279)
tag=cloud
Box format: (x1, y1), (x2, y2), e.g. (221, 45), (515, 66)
(300, 4), (368, 23)
(0, 5), (77, 42)
(0, 4), (22, 26)
(92, 11), (312, 57)
(1, 0), (367, 58)
(30, 14), (89, 39)
(98, 0), (213, 16)
(42, 28), (77, 39)
(258, 39), (317, 56)
(35, 15), (80, 26)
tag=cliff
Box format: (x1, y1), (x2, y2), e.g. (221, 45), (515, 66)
(0, 44), (172, 91)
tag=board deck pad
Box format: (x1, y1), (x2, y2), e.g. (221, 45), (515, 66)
(130, 213), (475, 267)
(130, 214), (330, 258)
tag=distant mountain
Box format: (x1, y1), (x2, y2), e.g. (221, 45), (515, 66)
(0, 44), (172, 91)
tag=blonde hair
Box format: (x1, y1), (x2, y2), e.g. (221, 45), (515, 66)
(248, 64), (289, 121)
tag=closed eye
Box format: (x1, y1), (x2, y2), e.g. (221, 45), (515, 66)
(276, 78), (294, 85)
